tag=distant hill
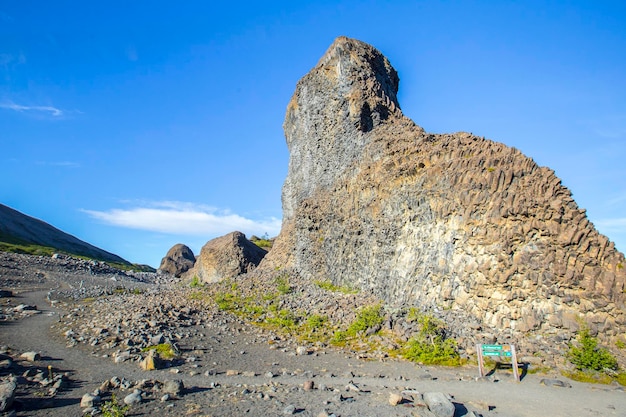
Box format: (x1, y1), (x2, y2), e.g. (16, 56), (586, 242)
(0, 203), (129, 265)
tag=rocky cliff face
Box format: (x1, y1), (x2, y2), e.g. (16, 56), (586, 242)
(262, 37), (626, 350)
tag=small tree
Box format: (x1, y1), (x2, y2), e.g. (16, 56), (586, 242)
(568, 327), (618, 372)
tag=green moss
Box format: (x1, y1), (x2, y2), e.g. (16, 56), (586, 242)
(275, 274), (292, 294)
(189, 275), (202, 288)
(347, 304), (384, 336)
(142, 343), (177, 360)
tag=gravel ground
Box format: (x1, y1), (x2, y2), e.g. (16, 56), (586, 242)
(0, 252), (625, 417)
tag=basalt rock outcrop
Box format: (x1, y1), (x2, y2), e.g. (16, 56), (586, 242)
(188, 232), (267, 283)
(159, 244), (195, 277)
(261, 37), (626, 353)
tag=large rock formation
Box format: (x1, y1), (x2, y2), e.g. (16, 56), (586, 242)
(159, 244), (195, 277)
(262, 37), (626, 349)
(188, 232), (267, 283)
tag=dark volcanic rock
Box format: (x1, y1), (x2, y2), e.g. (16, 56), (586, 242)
(159, 244), (195, 277)
(188, 232), (267, 283)
(260, 36), (626, 357)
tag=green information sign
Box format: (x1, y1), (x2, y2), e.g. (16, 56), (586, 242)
(476, 343), (519, 382)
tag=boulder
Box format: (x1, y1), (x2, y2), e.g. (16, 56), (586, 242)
(158, 243), (195, 277)
(188, 232), (267, 283)
(423, 392), (455, 417)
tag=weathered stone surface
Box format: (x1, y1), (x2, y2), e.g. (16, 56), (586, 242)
(260, 36), (626, 360)
(188, 231), (267, 283)
(19, 351), (40, 362)
(423, 392), (455, 417)
(158, 244), (195, 277)
(0, 377), (17, 412)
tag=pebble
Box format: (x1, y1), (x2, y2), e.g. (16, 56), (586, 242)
(389, 392), (403, 406)
(123, 390), (142, 405)
(80, 393), (100, 408)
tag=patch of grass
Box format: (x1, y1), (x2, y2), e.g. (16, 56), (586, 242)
(616, 339), (626, 350)
(562, 369), (614, 384)
(142, 343), (177, 360)
(265, 309), (298, 329)
(568, 327), (618, 372)
(101, 394), (129, 417)
(314, 280), (358, 294)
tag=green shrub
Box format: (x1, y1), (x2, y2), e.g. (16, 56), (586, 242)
(306, 314), (327, 330)
(568, 327), (618, 372)
(190, 275), (202, 288)
(346, 304), (384, 336)
(402, 311), (460, 366)
(276, 275), (292, 294)
(101, 394), (129, 417)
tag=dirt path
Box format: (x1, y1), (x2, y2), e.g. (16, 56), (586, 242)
(2, 289), (626, 417)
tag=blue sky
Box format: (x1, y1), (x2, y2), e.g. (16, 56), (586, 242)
(1, 1), (625, 267)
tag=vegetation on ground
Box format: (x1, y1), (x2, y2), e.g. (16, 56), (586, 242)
(190, 275), (203, 288)
(141, 343), (178, 360)
(402, 309), (460, 366)
(100, 394), (129, 417)
(314, 279), (358, 294)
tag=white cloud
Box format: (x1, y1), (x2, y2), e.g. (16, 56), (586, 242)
(0, 101), (63, 117)
(83, 201), (282, 238)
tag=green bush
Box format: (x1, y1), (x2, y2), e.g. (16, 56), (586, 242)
(402, 311), (460, 365)
(190, 275), (202, 288)
(101, 394), (129, 417)
(568, 327), (618, 372)
(314, 280), (358, 294)
(275, 275), (292, 294)
(346, 304), (384, 336)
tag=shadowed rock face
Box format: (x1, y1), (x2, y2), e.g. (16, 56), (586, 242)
(189, 232), (267, 283)
(262, 36), (626, 346)
(159, 244), (195, 277)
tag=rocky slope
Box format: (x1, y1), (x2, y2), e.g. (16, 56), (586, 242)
(260, 37), (626, 356)
(0, 203), (128, 264)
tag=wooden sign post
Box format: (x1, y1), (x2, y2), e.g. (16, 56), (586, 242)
(477, 344), (520, 382)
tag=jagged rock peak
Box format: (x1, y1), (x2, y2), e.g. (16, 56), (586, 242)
(158, 244), (195, 277)
(282, 36), (418, 222)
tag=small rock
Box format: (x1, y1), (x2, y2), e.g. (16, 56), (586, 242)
(20, 351), (40, 362)
(160, 394), (171, 402)
(265, 371), (275, 378)
(345, 381), (360, 392)
(423, 392), (455, 417)
(296, 346), (308, 355)
(389, 392), (403, 406)
(162, 379), (184, 397)
(540, 379), (572, 388)
(283, 404), (297, 415)
(0, 377), (17, 412)
(139, 350), (161, 371)
(80, 393), (101, 408)
(123, 390), (142, 405)
(226, 369), (239, 376)
(303, 380), (314, 391)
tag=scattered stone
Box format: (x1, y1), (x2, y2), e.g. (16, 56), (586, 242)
(80, 393), (101, 408)
(388, 392), (403, 406)
(226, 369), (240, 376)
(345, 381), (361, 392)
(0, 377), (17, 412)
(123, 390), (142, 405)
(19, 351), (40, 362)
(540, 379), (572, 388)
(423, 392), (455, 417)
(139, 350), (161, 371)
(296, 346), (308, 355)
(303, 380), (314, 391)
(162, 379), (184, 397)
(283, 404), (297, 415)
